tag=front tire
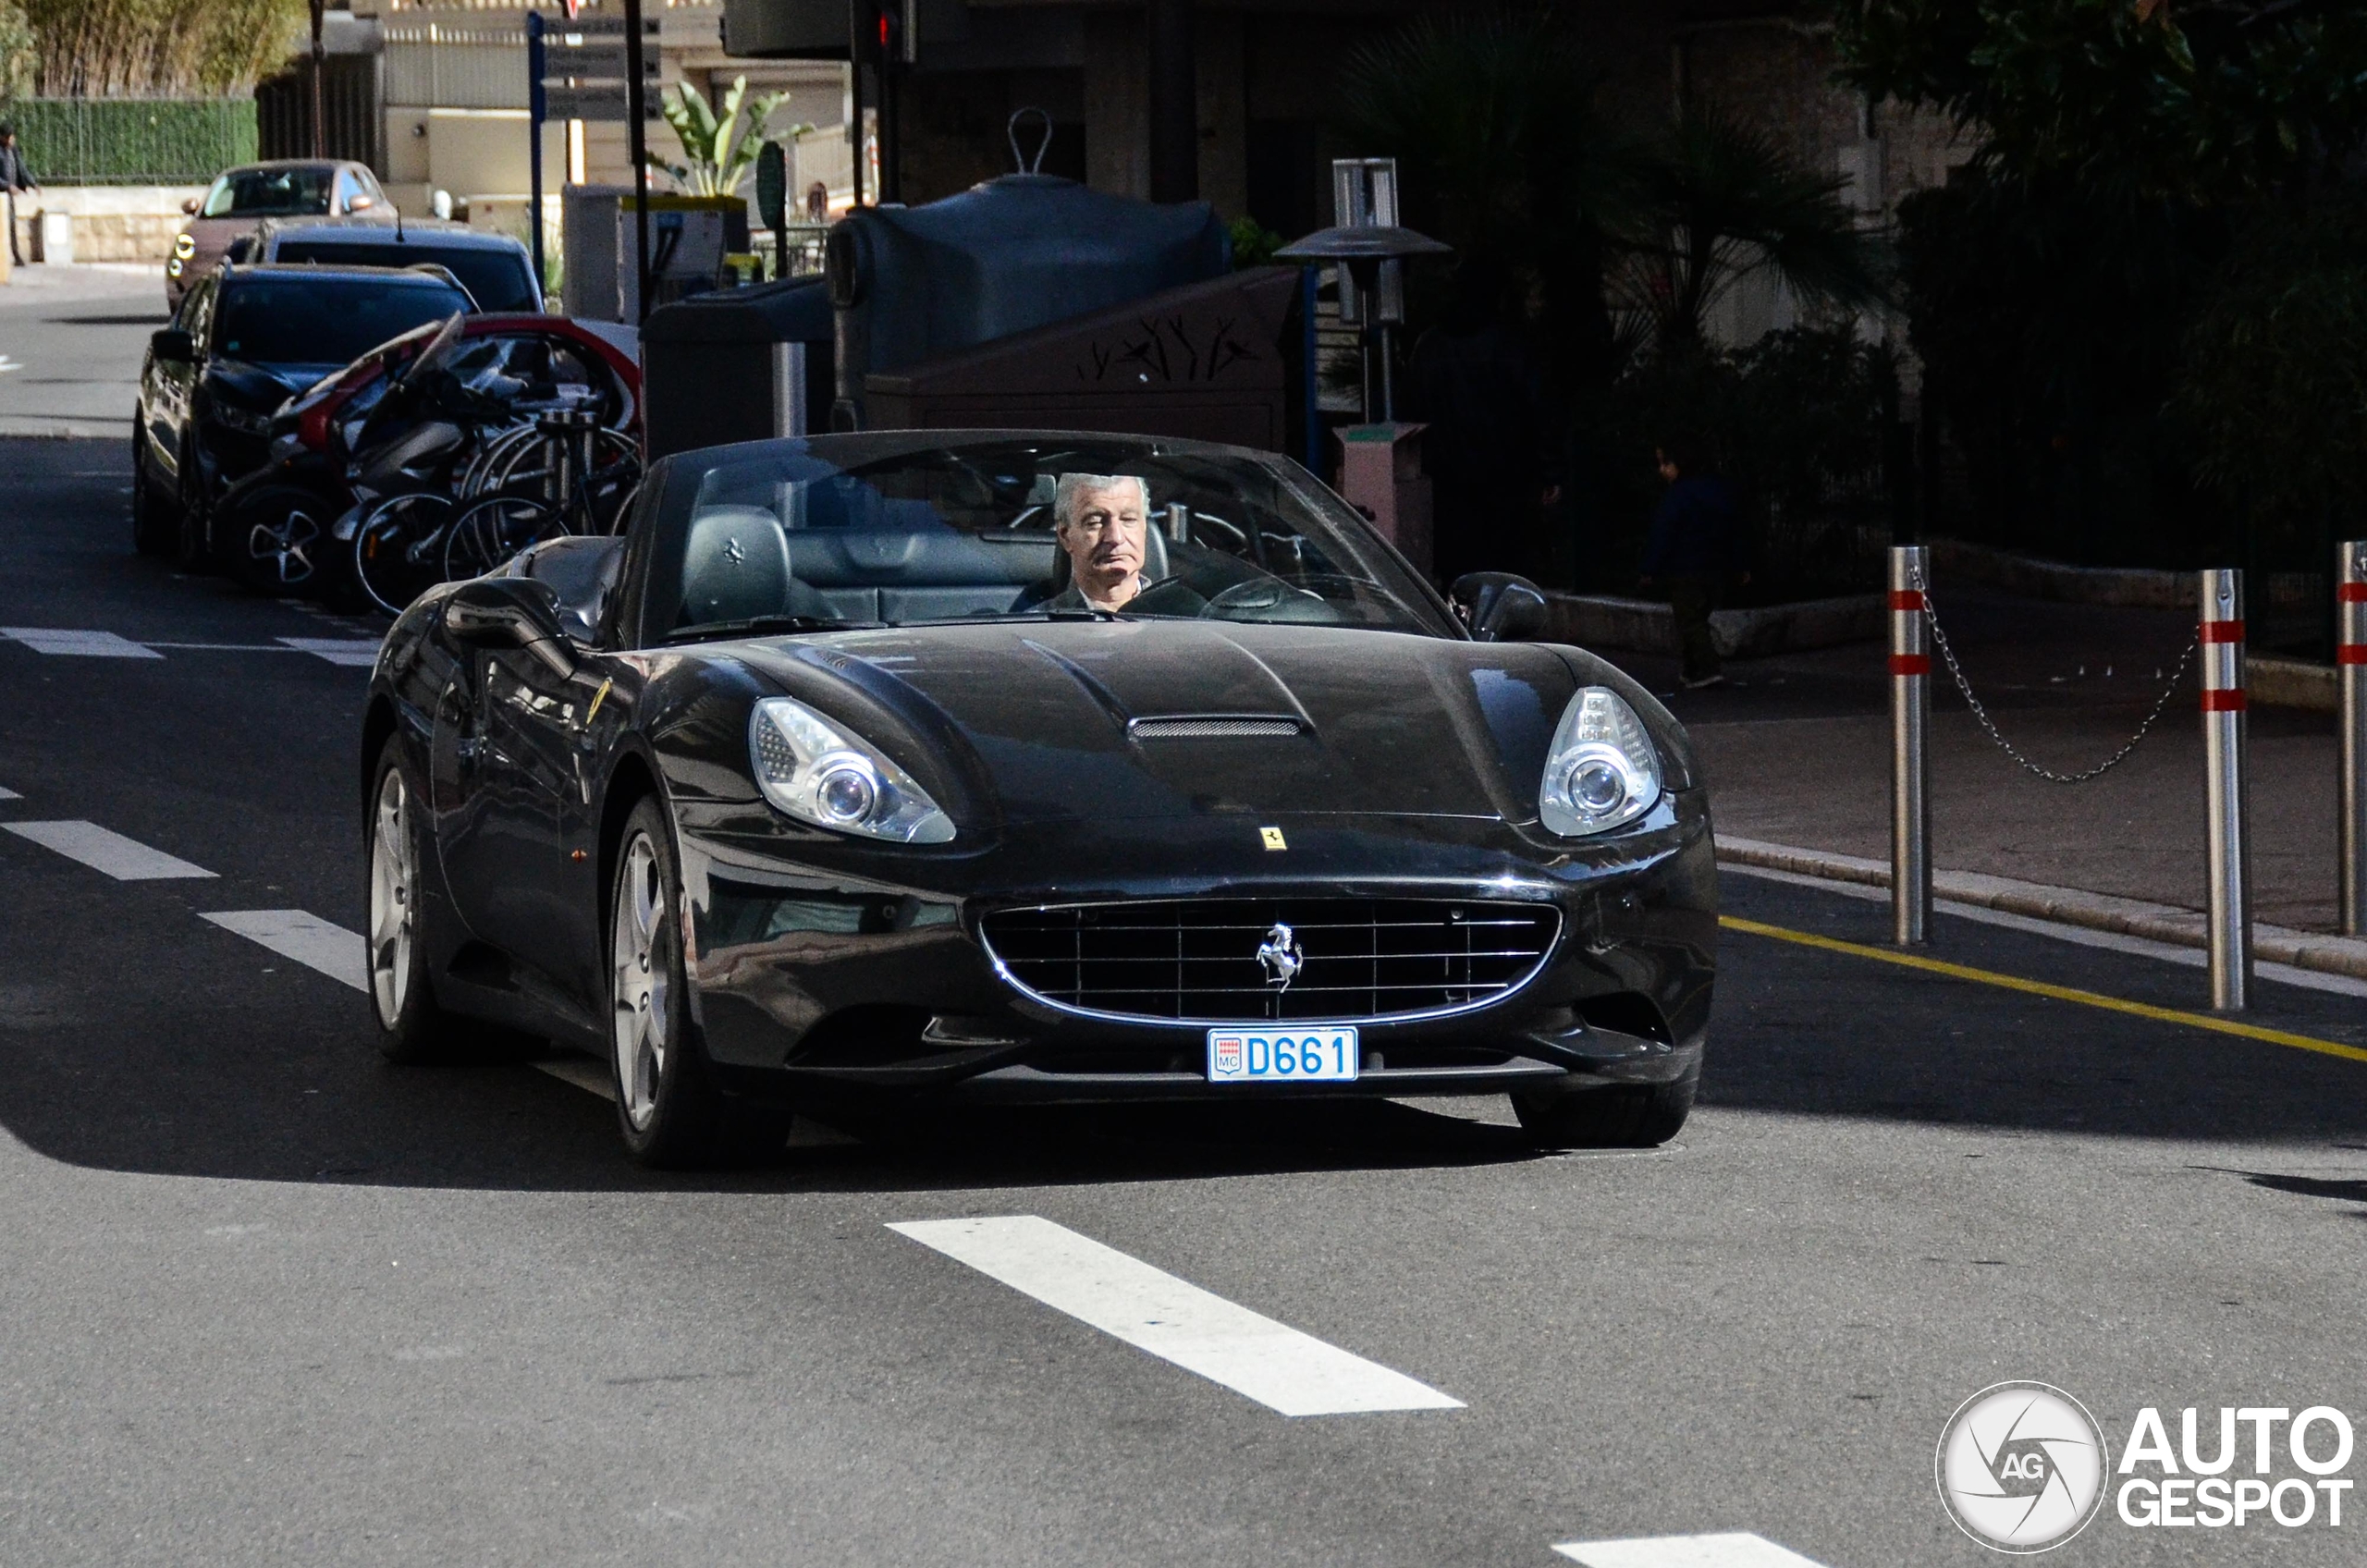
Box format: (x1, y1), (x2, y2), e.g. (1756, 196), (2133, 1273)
(1514, 1064), (1698, 1149)
(226, 484), (330, 596)
(609, 797), (790, 1167)
(131, 440), (177, 557)
(367, 741), (463, 1062)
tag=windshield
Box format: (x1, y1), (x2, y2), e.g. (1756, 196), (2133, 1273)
(202, 167), (334, 219)
(646, 435), (1454, 643)
(273, 240), (538, 312)
(214, 280), (471, 367)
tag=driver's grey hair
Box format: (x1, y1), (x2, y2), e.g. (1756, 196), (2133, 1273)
(1052, 472), (1150, 531)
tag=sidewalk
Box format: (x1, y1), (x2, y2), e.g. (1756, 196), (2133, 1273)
(0, 262), (167, 439)
(1596, 582), (2353, 939)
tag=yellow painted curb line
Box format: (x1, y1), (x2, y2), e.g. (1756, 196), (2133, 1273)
(1720, 914), (2367, 1066)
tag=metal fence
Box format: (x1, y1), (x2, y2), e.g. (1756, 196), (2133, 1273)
(1, 97), (257, 185)
(384, 22), (530, 111)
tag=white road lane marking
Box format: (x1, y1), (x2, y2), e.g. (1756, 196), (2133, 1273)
(202, 911), (365, 990)
(3, 820), (215, 880)
(1552, 1534), (1829, 1568)
(1723, 861), (2367, 999)
(887, 1215), (1464, 1417)
(276, 637), (382, 667)
(2, 627), (163, 658)
(0, 785), (18, 801)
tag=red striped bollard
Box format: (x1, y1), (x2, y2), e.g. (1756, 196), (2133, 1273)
(1890, 545), (1932, 945)
(2201, 570), (2250, 1010)
(2340, 541), (2366, 937)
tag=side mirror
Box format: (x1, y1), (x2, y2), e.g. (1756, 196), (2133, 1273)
(445, 578), (575, 678)
(347, 194), (375, 213)
(180, 197), (201, 214)
(1451, 572), (1550, 643)
(150, 328), (196, 364)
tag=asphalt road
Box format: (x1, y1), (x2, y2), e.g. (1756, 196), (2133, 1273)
(0, 264), (166, 439)
(3, 437), (2364, 1567)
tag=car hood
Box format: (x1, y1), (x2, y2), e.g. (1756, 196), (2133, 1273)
(728, 619), (1587, 827)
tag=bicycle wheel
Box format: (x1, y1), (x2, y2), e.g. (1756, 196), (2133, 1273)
(352, 491), (457, 618)
(444, 494), (562, 582)
(460, 423), (537, 498)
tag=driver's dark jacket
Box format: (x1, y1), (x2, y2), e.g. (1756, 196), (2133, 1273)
(1033, 574), (1209, 616)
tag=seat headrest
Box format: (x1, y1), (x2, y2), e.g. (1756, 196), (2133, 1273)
(677, 507), (793, 627)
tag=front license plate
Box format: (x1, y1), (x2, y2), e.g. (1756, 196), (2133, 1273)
(1206, 1027), (1359, 1083)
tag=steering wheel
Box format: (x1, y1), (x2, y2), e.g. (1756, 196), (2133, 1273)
(1197, 577), (1335, 623)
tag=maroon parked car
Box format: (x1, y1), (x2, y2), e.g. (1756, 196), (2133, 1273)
(167, 161), (395, 309)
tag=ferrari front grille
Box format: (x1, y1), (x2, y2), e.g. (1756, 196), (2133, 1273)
(978, 898), (1560, 1023)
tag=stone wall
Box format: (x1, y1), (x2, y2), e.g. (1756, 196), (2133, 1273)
(10, 187), (207, 263)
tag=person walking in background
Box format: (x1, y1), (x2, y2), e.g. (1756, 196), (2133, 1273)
(1405, 261), (1563, 586)
(804, 180), (829, 223)
(0, 126), (37, 267)
(1638, 436), (1745, 690)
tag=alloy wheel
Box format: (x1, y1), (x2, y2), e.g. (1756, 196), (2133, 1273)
(368, 766), (414, 1025)
(612, 832), (669, 1131)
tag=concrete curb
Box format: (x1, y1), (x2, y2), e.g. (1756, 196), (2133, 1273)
(1544, 591), (1884, 658)
(1716, 834), (2367, 983)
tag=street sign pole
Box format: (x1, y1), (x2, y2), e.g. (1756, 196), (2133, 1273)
(2339, 539), (2367, 936)
(1889, 545), (1932, 946)
(526, 12), (546, 305)
(623, 0), (652, 324)
(2201, 569), (2251, 1010)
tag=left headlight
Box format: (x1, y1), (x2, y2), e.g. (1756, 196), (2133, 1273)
(212, 401), (274, 435)
(749, 695), (954, 844)
(1539, 687), (1663, 837)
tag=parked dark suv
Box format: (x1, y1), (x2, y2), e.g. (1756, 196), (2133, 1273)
(133, 263), (475, 566)
(239, 218), (544, 313)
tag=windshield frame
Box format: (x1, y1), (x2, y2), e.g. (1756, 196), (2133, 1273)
(624, 432), (1466, 650)
(201, 166), (336, 220)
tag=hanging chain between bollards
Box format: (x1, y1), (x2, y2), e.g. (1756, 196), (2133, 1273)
(1908, 560), (2199, 786)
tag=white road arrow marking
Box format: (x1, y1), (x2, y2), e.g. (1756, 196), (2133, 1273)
(888, 1214), (1464, 1417)
(3, 820), (215, 880)
(1553, 1534), (1830, 1567)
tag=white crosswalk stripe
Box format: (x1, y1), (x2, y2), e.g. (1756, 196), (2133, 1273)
(275, 637), (383, 667)
(3, 820), (215, 880)
(3, 627), (162, 658)
(888, 1215), (1464, 1417)
(1552, 1534), (1829, 1567)
(202, 911), (365, 990)
(0, 784), (18, 801)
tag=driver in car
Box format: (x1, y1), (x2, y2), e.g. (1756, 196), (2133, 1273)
(1040, 473), (1204, 616)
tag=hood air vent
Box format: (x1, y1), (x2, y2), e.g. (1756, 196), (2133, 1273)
(1127, 716), (1303, 741)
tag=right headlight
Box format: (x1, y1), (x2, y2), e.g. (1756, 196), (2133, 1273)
(1539, 687), (1663, 837)
(749, 695), (954, 844)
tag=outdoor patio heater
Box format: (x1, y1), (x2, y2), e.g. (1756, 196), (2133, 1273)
(1274, 224), (1451, 422)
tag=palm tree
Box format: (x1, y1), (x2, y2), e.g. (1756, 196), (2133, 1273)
(1613, 108), (1885, 354)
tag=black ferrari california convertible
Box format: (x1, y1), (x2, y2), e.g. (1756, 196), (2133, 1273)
(361, 432), (1715, 1165)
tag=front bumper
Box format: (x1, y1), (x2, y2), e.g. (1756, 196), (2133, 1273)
(676, 795), (1717, 1106)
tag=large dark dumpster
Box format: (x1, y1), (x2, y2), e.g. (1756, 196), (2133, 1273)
(863, 266), (1300, 449)
(827, 172), (1230, 430)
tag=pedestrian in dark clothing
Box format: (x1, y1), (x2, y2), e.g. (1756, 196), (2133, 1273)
(1405, 262), (1563, 587)
(1638, 439), (1745, 689)
(0, 126), (35, 267)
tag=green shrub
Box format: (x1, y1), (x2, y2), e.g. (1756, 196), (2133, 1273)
(4, 96), (255, 184)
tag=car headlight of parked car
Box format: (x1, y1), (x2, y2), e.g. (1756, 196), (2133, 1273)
(749, 696), (955, 844)
(212, 401), (275, 436)
(1539, 687), (1663, 837)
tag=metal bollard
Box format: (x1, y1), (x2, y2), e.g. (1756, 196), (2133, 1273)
(2201, 570), (2251, 1009)
(1890, 546), (1932, 945)
(2341, 540), (2367, 937)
